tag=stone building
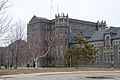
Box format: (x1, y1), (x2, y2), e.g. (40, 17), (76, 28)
(0, 39), (32, 68)
(0, 47), (6, 67)
(7, 40), (29, 67)
(1, 40), (28, 68)
(89, 27), (120, 68)
(27, 14), (106, 67)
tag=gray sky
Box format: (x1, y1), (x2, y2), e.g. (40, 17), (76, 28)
(10, 0), (120, 27)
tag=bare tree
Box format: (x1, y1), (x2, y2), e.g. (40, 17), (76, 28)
(0, 0), (12, 66)
(5, 21), (26, 69)
(27, 30), (56, 68)
(0, 0), (14, 69)
(0, 46), (6, 68)
(0, 0), (12, 42)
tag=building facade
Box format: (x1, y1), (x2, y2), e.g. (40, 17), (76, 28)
(89, 27), (120, 68)
(0, 40), (29, 68)
(27, 14), (107, 67)
(0, 47), (6, 68)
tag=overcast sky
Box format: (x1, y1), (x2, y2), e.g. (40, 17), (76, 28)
(10, 0), (120, 27)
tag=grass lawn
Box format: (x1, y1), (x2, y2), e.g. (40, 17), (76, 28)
(0, 67), (120, 76)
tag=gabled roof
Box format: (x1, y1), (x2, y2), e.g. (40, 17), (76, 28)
(113, 28), (120, 39)
(35, 16), (48, 20)
(83, 31), (95, 38)
(28, 15), (49, 24)
(88, 29), (107, 41)
(105, 26), (120, 34)
(88, 26), (120, 41)
(9, 40), (27, 49)
(69, 18), (96, 25)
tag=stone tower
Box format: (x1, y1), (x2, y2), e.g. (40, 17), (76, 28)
(54, 13), (70, 66)
(97, 20), (107, 30)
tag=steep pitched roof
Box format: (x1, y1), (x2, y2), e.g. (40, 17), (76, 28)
(113, 28), (120, 39)
(105, 26), (120, 34)
(29, 15), (49, 24)
(35, 16), (48, 20)
(88, 27), (120, 41)
(88, 29), (107, 41)
(83, 31), (95, 38)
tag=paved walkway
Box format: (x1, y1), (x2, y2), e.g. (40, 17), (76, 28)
(1, 71), (120, 80)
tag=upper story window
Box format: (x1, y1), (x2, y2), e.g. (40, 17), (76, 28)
(60, 29), (62, 33)
(113, 41), (115, 46)
(106, 36), (110, 44)
(60, 33), (63, 39)
(119, 46), (120, 49)
(65, 30), (67, 34)
(105, 35), (111, 46)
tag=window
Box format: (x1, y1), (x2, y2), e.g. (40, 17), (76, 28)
(104, 53), (106, 62)
(65, 39), (67, 46)
(96, 53), (100, 63)
(106, 36), (110, 44)
(60, 45), (63, 56)
(56, 46), (59, 56)
(97, 43), (98, 46)
(60, 29), (62, 33)
(104, 48), (106, 51)
(56, 34), (58, 39)
(46, 24), (47, 29)
(60, 33), (63, 39)
(107, 53), (110, 62)
(65, 31), (67, 34)
(118, 52), (120, 62)
(113, 41), (115, 45)
(111, 55), (114, 61)
(119, 47), (120, 49)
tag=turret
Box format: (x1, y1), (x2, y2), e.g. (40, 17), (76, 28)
(97, 20), (107, 30)
(55, 13), (69, 27)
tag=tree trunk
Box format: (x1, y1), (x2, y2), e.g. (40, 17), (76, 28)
(34, 57), (38, 68)
(35, 61), (38, 68)
(15, 57), (18, 69)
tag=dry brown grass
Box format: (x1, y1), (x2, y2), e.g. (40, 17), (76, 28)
(0, 67), (120, 76)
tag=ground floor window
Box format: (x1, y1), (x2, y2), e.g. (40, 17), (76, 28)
(104, 53), (106, 62)
(118, 52), (120, 62)
(96, 53), (100, 63)
(107, 53), (110, 62)
(104, 53), (112, 63)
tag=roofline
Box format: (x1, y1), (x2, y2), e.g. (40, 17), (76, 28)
(88, 40), (103, 42)
(69, 18), (97, 25)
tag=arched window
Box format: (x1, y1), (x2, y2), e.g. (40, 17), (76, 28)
(104, 53), (106, 62)
(118, 52), (120, 62)
(106, 36), (110, 44)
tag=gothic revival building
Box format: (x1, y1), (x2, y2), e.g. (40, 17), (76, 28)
(89, 27), (120, 68)
(27, 14), (107, 67)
